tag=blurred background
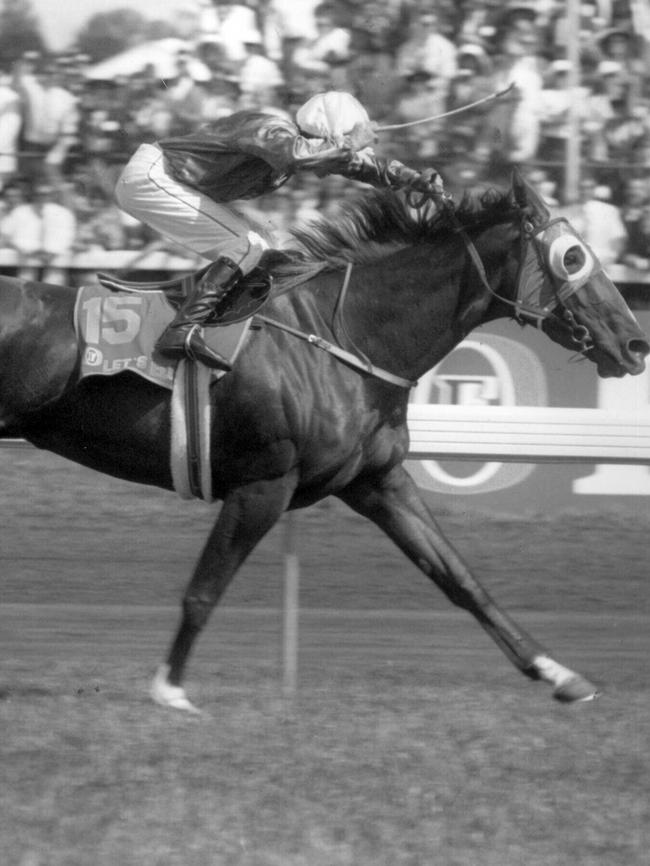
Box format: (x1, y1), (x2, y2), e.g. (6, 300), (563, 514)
(0, 0), (648, 282)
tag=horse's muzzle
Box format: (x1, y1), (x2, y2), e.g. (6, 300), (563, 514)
(587, 337), (649, 378)
(620, 337), (649, 375)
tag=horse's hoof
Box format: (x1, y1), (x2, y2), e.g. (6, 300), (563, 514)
(156, 691), (201, 714)
(553, 676), (600, 704)
(150, 664), (201, 714)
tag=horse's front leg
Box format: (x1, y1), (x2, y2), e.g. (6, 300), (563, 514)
(152, 471), (299, 712)
(338, 465), (598, 703)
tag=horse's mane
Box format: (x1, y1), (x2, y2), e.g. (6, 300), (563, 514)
(277, 187), (518, 273)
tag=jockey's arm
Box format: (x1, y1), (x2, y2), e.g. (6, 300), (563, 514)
(243, 116), (366, 174)
(288, 138), (445, 201)
(289, 135), (363, 174)
(340, 149), (444, 197)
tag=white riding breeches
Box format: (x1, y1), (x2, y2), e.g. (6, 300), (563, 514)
(115, 143), (268, 273)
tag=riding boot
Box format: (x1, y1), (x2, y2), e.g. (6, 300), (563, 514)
(155, 256), (242, 370)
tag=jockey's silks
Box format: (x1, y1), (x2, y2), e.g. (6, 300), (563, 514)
(157, 110), (422, 203)
(159, 111), (353, 202)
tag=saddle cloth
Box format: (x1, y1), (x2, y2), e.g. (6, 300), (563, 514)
(74, 284), (255, 503)
(74, 284), (251, 389)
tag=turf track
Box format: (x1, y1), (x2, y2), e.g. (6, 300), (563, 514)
(1, 450), (649, 864)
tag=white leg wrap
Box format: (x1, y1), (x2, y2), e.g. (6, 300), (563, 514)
(150, 664), (200, 713)
(532, 655), (577, 688)
(533, 654), (600, 702)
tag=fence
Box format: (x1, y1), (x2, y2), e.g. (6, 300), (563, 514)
(406, 404), (650, 464)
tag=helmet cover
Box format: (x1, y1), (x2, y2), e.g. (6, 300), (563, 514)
(296, 91), (371, 139)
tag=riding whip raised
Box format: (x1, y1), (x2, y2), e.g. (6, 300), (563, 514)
(375, 82), (516, 132)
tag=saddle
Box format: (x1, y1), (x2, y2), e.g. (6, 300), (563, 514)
(97, 263), (273, 325)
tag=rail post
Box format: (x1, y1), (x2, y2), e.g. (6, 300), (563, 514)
(282, 511), (300, 696)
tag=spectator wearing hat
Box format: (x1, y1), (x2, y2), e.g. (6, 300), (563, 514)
(442, 46), (496, 162)
(196, 37), (237, 81)
(12, 57), (79, 184)
(580, 61), (619, 161)
(488, 0), (556, 59)
(454, 42), (495, 102)
(457, 42), (493, 76)
(586, 59), (641, 162)
(538, 59), (593, 163)
(158, 51), (209, 137)
(266, 0), (320, 47)
(276, 36), (320, 104)
(265, 0), (318, 94)
(289, 3), (352, 91)
(345, 2), (404, 126)
(393, 70), (444, 161)
(394, 8), (458, 106)
(456, 0), (495, 47)
(594, 26), (645, 103)
(547, 0), (612, 62)
(492, 2), (539, 31)
(236, 31), (285, 110)
(209, 2), (266, 65)
(481, 16), (543, 165)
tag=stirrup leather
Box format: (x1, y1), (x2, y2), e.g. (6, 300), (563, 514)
(184, 325), (203, 363)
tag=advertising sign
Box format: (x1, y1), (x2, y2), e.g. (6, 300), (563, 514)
(407, 300), (650, 510)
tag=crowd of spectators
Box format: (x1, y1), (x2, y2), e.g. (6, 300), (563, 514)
(1, 0), (650, 280)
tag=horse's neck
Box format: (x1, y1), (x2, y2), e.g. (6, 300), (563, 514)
(328, 234), (510, 381)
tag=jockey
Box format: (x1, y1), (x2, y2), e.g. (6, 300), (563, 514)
(115, 90), (444, 370)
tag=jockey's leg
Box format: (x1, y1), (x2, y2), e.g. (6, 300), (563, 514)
(115, 144), (268, 369)
(154, 255), (242, 370)
(153, 235), (267, 369)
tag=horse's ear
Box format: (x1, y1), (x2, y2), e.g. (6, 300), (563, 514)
(511, 167), (551, 225)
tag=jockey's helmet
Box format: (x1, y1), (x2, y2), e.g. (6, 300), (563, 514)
(296, 91), (371, 141)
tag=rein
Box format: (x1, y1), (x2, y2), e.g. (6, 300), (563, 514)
(257, 263), (416, 390)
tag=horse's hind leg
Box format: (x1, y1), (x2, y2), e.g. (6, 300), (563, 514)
(152, 473), (298, 711)
(338, 465), (599, 703)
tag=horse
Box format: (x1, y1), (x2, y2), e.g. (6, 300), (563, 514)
(1, 170), (647, 712)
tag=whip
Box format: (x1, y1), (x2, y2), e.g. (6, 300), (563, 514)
(375, 82), (516, 132)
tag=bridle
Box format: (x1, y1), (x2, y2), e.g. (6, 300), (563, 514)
(447, 206), (598, 354)
(260, 195), (601, 388)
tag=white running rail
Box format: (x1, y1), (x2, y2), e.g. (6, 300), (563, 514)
(406, 405), (650, 464)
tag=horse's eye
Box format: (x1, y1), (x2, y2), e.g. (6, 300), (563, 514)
(563, 245), (586, 275)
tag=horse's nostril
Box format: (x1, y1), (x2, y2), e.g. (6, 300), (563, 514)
(628, 338), (650, 358)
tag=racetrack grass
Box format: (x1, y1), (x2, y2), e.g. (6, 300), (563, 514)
(2, 450), (650, 864)
(2, 448), (650, 615)
(2, 661), (649, 866)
